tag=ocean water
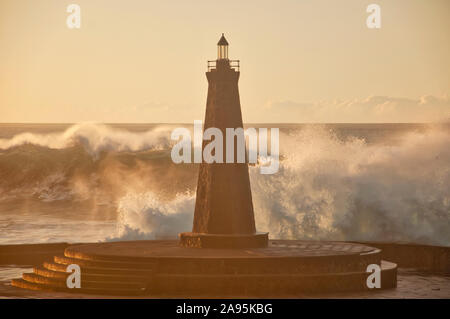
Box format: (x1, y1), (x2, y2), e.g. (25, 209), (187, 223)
(0, 123), (449, 246)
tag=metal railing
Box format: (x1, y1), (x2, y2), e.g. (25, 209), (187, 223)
(207, 60), (240, 72)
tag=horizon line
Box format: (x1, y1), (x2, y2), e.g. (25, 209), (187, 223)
(0, 122), (448, 125)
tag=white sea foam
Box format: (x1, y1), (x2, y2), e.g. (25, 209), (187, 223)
(106, 192), (195, 241)
(0, 122), (173, 157)
(1, 123), (449, 245)
(251, 126), (450, 245)
(108, 126), (450, 245)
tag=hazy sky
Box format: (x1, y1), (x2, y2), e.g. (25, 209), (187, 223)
(1, 0), (449, 123)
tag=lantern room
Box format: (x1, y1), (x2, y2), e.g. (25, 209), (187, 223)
(217, 33), (229, 60)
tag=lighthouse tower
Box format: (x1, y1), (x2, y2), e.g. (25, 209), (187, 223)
(179, 34), (268, 248)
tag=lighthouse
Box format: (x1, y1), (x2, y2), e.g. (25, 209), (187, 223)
(11, 34), (398, 297)
(179, 34), (269, 248)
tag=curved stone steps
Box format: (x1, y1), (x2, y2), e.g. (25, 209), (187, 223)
(11, 252), (156, 295)
(22, 273), (147, 290)
(43, 261), (69, 272)
(11, 240), (398, 295)
(61, 240), (384, 275)
(13, 258), (397, 296)
(43, 261), (154, 276)
(153, 260), (397, 294)
(11, 278), (146, 296)
(34, 266), (151, 282)
(60, 242), (383, 275)
(14, 260), (396, 295)
(53, 255), (156, 270)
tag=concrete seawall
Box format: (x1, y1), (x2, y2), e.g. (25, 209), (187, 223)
(0, 243), (70, 265)
(356, 242), (450, 273)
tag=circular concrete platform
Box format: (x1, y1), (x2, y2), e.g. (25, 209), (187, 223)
(12, 240), (397, 296)
(66, 240), (378, 259)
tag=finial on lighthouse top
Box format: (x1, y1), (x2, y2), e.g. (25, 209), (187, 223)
(217, 33), (229, 46)
(217, 33), (229, 60)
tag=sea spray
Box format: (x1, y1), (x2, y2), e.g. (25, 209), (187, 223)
(106, 192), (195, 241)
(0, 123), (449, 245)
(251, 126), (450, 245)
(108, 126), (450, 245)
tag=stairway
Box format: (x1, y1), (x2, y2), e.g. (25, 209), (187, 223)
(12, 240), (398, 296)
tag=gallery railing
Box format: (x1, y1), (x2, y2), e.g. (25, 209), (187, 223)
(207, 60), (240, 72)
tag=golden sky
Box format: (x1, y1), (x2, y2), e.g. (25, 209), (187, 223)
(1, 0), (449, 123)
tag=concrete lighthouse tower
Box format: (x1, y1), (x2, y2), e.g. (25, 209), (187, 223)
(179, 34), (268, 248)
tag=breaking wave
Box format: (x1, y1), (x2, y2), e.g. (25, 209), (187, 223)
(0, 122), (172, 156)
(251, 126), (450, 246)
(0, 123), (449, 245)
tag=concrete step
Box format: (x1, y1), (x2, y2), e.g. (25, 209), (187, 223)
(43, 261), (154, 276)
(54, 255), (156, 270)
(22, 273), (147, 290)
(14, 260), (396, 296)
(11, 278), (146, 296)
(152, 260), (397, 294)
(9, 240), (397, 296)
(34, 266), (151, 282)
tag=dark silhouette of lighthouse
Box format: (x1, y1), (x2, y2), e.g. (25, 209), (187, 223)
(179, 34), (268, 248)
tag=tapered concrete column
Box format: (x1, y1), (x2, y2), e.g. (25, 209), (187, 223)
(179, 35), (268, 248)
